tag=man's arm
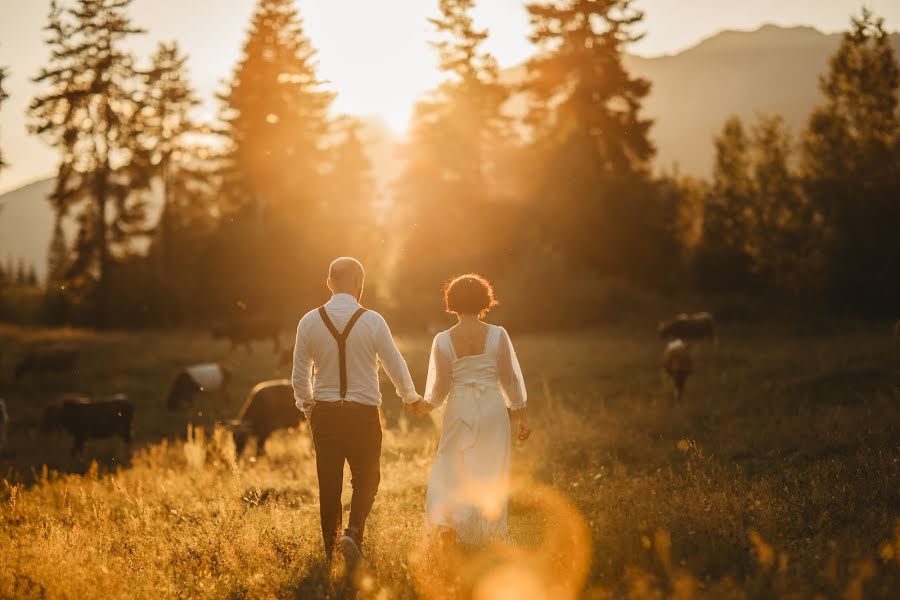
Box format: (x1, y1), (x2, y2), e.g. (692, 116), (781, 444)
(291, 319), (315, 414)
(374, 315), (420, 403)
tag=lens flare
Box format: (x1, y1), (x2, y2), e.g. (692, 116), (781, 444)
(410, 478), (591, 600)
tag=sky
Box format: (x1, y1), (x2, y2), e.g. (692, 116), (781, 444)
(1, 0), (899, 195)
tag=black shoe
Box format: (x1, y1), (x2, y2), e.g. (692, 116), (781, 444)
(339, 528), (363, 571)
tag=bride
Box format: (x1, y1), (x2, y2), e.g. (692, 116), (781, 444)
(408, 273), (530, 546)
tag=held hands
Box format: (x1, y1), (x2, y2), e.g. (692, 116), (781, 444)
(404, 396), (434, 417)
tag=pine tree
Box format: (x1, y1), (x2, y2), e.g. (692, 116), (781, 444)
(27, 264), (39, 287)
(396, 0), (512, 286)
(525, 0), (654, 174)
(522, 0), (660, 275)
(218, 0), (333, 218)
(322, 116), (377, 258)
(802, 9), (900, 312)
(693, 116), (755, 291)
(0, 61), (8, 173)
(139, 41), (201, 285)
(29, 0), (147, 325)
(47, 211), (69, 288)
(15, 258), (26, 287)
(747, 115), (811, 291)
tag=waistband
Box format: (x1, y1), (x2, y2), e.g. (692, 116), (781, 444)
(311, 400), (379, 413)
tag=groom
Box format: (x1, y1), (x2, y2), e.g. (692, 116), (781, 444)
(292, 257), (422, 567)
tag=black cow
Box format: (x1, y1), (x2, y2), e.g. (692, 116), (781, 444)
(15, 348), (79, 381)
(165, 363), (231, 411)
(229, 380), (303, 457)
(658, 312), (717, 343)
(43, 394), (133, 456)
(212, 316), (282, 353)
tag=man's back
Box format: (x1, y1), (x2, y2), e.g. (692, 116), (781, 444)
(292, 292), (419, 411)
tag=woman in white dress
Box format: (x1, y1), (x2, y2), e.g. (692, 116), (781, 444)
(411, 274), (530, 546)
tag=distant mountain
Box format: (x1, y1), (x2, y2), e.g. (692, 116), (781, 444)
(0, 177), (55, 282)
(625, 24), (900, 175)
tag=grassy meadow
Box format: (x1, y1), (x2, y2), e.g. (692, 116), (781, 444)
(0, 321), (898, 598)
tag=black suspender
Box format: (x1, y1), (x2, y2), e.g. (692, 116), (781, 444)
(319, 306), (368, 399)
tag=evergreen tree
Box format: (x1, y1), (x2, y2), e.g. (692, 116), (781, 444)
(218, 0), (333, 218)
(47, 211), (69, 288)
(802, 9), (900, 312)
(0, 61), (8, 173)
(322, 116), (377, 259)
(15, 258), (26, 287)
(522, 0), (663, 278)
(139, 41), (201, 288)
(693, 116), (755, 291)
(29, 0), (148, 325)
(27, 264), (39, 287)
(525, 0), (653, 173)
(747, 115), (812, 292)
(396, 0), (514, 289)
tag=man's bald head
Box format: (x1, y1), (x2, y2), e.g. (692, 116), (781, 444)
(327, 257), (365, 299)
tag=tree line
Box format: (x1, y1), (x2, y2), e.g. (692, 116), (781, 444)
(0, 0), (897, 329)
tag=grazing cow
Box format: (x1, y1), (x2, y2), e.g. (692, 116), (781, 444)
(0, 399), (8, 452)
(42, 394), (133, 456)
(14, 348), (79, 381)
(212, 316), (282, 353)
(165, 363), (231, 410)
(658, 312), (717, 343)
(229, 380), (303, 457)
(661, 340), (692, 404)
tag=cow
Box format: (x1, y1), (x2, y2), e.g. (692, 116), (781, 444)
(14, 348), (79, 381)
(228, 380), (304, 457)
(893, 319), (900, 338)
(661, 339), (692, 404)
(658, 312), (717, 343)
(212, 316), (282, 353)
(42, 394), (133, 456)
(0, 399), (8, 453)
(165, 363), (231, 411)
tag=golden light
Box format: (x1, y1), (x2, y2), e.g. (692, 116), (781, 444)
(410, 478), (592, 600)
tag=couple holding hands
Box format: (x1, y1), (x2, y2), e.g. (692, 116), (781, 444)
(292, 257), (530, 569)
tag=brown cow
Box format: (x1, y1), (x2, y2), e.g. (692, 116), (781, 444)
(893, 319), (900, 338)
(658, 312), (717, 343)
(229, 380), (304, 457)
(661, 340), (692, 404)
(14, 348), (79, 381)
(42, 394), (133, 456)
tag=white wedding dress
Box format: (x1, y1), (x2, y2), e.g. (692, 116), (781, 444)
(423, 324), (527, 545)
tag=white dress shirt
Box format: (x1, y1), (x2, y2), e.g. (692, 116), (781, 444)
(292, 293), (419, 414)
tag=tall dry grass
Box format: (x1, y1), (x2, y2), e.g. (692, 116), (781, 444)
(0, 321), (898, 598)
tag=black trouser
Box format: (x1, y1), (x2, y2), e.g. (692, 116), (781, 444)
(309, 401), (382, 558)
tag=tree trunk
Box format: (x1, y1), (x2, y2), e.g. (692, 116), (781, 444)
(159, 158), (173, 327)
(96, 167), (110, 328)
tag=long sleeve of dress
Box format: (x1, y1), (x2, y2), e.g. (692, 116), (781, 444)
(424, 333), (453, 407)
(497, 326), (527, 410)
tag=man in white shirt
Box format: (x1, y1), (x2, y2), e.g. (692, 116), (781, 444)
(292, 257), (421, 567)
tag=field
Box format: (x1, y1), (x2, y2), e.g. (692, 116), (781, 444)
(0, 321), (898, 599)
